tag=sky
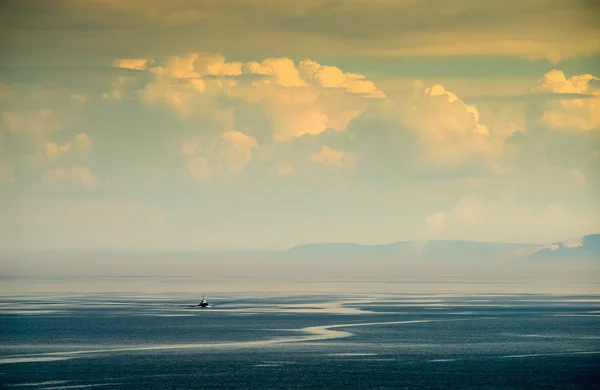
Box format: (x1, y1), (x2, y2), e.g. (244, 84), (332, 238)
(0, 0), (599, 252)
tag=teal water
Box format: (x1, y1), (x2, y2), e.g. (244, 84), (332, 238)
(1, 288), (599, 389)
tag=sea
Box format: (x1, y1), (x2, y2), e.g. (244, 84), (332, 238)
(1, 276), (599, 389)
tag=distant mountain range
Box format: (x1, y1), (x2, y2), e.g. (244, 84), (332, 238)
(3, 234), (597, 278)
(517, 234), (600, 260)
(286, 234), (600, 262)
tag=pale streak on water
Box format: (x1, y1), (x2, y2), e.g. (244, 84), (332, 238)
(1, 276), (599, 389)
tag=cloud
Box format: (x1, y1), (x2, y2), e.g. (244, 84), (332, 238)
(187, 156), (210, 182)
(182, 130), (259, 180)
(425, 212), (447, 231)
(124, 53), (381, 143)
(102, 76), (138, 100)
(6, 1), (598, 63)
(113, 58), (150, 71)
(44, 133), (92, 161)
(2, 109), (61, 137)
(426, 193), (494, 233)
(298, 59), (384, 98)
(44, 142), (71, 162)
(347, 81), (503, 175)
(423, 192), (587, 242)
(43, 165), (101, 189)
(532, 70), (600, 132)
(451, 193), (490, 226)
(310, 145), (352, 168)
(214, 130), (259, 174)
(275, 164), (293, 177)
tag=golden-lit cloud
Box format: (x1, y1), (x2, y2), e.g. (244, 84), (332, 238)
(310, 145), (347, 168)
(2, 109), (62, 137)
(532, 70), (600, 132)
(113, 58), (149, 71)
(1, 2), (599, 251)
(349, 81), (504, 170)
(214, 131), (259, 174)
(45, 133), (92, 161)
(124, 53), (382, 142)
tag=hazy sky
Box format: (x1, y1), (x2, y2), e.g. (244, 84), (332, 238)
(1, 0), (599, 252)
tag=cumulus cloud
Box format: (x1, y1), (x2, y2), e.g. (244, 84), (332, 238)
(121, 53), (381, 141)
(413, 85), (499, 166)
(310, 145), (352, 168)
(45, 142), (71, 162)
(348, 81), (503, 173)
(214, 131), (259, 174)
(102, 77), (136, 100)
(2, 109), (61, 137)
(0, 103), (98, 185)
(532, 70), (600, 132)
(44, 133), (92, 161)
(181, 130), (259, 180)
(298, 59), (384, 98)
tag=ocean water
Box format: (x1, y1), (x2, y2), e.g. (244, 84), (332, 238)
(1, 278), (599, 389)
